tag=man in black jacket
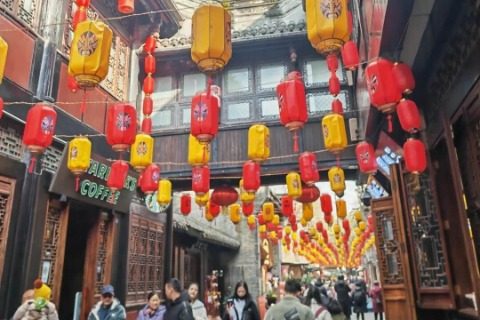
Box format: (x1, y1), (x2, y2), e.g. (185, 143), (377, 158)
(334, 275), (352, 319)
(164, 278), (194, 320)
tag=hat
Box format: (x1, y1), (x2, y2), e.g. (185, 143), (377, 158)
(33, 279), (51, 301)
(101, 284), (115, 295)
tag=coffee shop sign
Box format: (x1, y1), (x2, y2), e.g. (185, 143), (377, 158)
(79, 159), (137, 205)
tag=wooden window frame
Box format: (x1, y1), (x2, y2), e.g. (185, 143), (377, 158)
(0, 176), (15, 283)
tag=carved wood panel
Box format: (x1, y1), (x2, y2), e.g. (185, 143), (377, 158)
(0, 177), (15, 284)
(0, 0), (42, 29)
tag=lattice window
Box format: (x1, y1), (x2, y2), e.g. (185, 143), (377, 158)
(403, 173), (450, 288)
(127, 215), (164, 306)
(42, 146), (62, 174)
(0, 0), (42, 29)
(95, 218), (110, 295)
(375, 209), (405, 285)
(0, 126), (23, 161)
(62, 4), (130, 101)
(0, 177), (15, 283)
(39, 200), (62, 286)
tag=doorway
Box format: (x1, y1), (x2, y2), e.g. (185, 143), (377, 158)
(58, 202), (98, 320)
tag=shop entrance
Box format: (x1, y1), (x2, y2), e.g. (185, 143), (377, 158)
(58, 202), (98, 320)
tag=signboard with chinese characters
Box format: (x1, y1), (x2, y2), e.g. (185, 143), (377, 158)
(50, 149), (138, 213)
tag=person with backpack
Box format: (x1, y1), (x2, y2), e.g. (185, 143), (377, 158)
(352, 284), (367, 320)
(264, 279), (314, 320)
(307, 281), (345, 320)
(369, 282), (384, 320)
(334, 276), (351, 319)
(13, 279), (58, 320)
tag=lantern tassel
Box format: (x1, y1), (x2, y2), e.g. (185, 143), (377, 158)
(75, 176), (80, 192)
(28, 155), (37, 174)
(80, 89), (87, 121)
(293, 131), (299, 153)
(336, 155), (340, 168)
(387, 114), (393, 133)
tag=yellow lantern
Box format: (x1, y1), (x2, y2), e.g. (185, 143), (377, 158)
(354, 227), (361, 237)
(157, 179), (172, 205)
(306, 0), (350, 55)
(239, 179), (255, 203)
(0, 36), (8, 84)
(262, 202), (274, 222)
(272, 214), (280, 226)
(303, 203), (314, 221)
(188, 134), (210, 166)
(268, 231), (277, 240)
(354, 210), (363, 222)
(336, 199), (347, 219)
(285, 225), (292, 234)
(333, 223), (341, 234)
(195, 192), (209, 207)
(248, 124), (270, 162)
(301, 218), (308, 227)
(69, 21), (113, 87)
(67, 136), (92, 175)
(191, 4), (232, 73)
(205, 207), (215, 222)
(292, 232), (298, 242)
(130, 133), (154, 171)
(322, 113), (348, 153)
(328, 166), (346, 197)
(259, 224), (267, 233)
(359, 221), (367, 232)
(286, 172), (302, 198)
(229, 204), (241, 224)
(247, 214), (256, 226)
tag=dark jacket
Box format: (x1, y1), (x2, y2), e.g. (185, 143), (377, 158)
(334, 281), (351, 316)
(222, 297), (260, 320)
(352, 288), (367, 313)
(164, 296), (194, 320)
(87, 299), (126, 320)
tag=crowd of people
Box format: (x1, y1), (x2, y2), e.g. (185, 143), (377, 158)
(11, 275), (383, 320)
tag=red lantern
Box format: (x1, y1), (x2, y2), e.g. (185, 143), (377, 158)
(242, 202), (254, 216)
(332, 99), (343, 114)
(23, 104), (57, 153)
(329, 73), (340, 96)
(75, 0), (90, 6)
(276, 71), (308, 152)
(258, 214), (266, 225)
(139, 164), (160, 194)
(211, 186), (238, 207)
(299, 152), (319, 185)
(403, 139), (427, 174)
(365, 58), (402, 112)
(0, 97), (3, 119)
(107, 160), (129, 191)
(324, 213), (333, 225)
(242, 161), (261, 193)
(397, 99), (421, 133)
(393, 62), (415, 95)
(281, 196), (293, 217)
(288, 214), (296, 225)
(209, 201), (220, 217)
(192, 166), (210, 195)
(355, 141), (377, 174)
(144, 35), (156, 53)
(191, 85), (220, 143)
(326, 54), (338, 72)
(118, 0), (134, 14)
(322, 229), (329, 243)
(296, 185), (320, 203)
(316, 222), (323, 233)
(67, 75), (79, 93)
(342, 219), (350, 232)
(72, 7), (87, 31)
(180, 194), (192, 215)
(142, 118), (152, 134)
(143, 96), (153, 115)
(267, 222), (276, 232)
(143, 76), (154, 95)
(320, 194), (333, 214)
(144, 55), (156, 74)
(106, 104), (137, 152)
(341, 40), (359, 71)
(291, 223), (298, 232)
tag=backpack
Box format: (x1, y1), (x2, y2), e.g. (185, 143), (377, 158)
(353, 291), (366, 306)
(325, 298), (343, 315)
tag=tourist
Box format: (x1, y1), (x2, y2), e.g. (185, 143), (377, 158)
(13, 279), (58, 320)
(352, 284), (367, 320)
(163, 278), (194, 320)
(264, 279), (314, 320)
(188, 283), (208, 320)
(88, 284), (126, 320)
(334, 275), (352, 320)
(137, 292), (166, 320)
(223, 281), (260, 320)
(369, 281), (384, 320)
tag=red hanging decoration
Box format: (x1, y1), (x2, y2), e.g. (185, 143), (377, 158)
(144, 54), (156, 74)
(328, 73), (340, 97)
(342, 219), (350, 233)
(142, 118), (152, 134)
(403, 138), (427, 174)
(143, 96), (153, 116)
(341, 40), (359, 71)
(191, 83), (220, 143)
(331, 99), (343, 114)
(367, 215), (375, 231)
(320, 194), (333, 215)
(258, 214), (266, 225)
(67, 75), (79, 93)
(106, 104), (137, 152)
(143, 76), (154, 95)
(291, 223), (298, 232)
(118, 0), (134, 14)
(139, 164), (160, 194)
(23, 104), (57, 154)
(242, 160), (261, 193)
(107, 160), (129, 191)
(281, 196), (293, 217)
(365, 58), (402, 112)
(316, 222), (323, 233)
(211, 186), (238, 207)
(141, 35), (156, 135)
(393, 62), (415, 95)
(324, 213), (333, 225)
(180, 194), (192, 215)
(355, 141), (377, 174)
(296, 184), (320, 203)
(209, 201), (220, 217)
(322, 229), (329, 243)
(347, 10), (353, 35)
(192, 165), (210, 195)
(242, 202), (254, 216)
(288, 214), (296, 225)
(397, 99), (421, 133)
(298, 152), (319, 185)
(72, 7), (87, 31)
(276, 71), (308, 152)
(326, 54), (338, 72)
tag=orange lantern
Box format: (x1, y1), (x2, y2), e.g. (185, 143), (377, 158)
(242, 161), (261, 193)
(106, 104), (137, 152)
(192, 166), (210, 195)
(299, 152), (319, 185)
(107, 160), (129, 191)
(180, 194), (192, 215)
(191, 85), (220, 143)
(139, 164), (160, 194)
(23, 104), (57, 154)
